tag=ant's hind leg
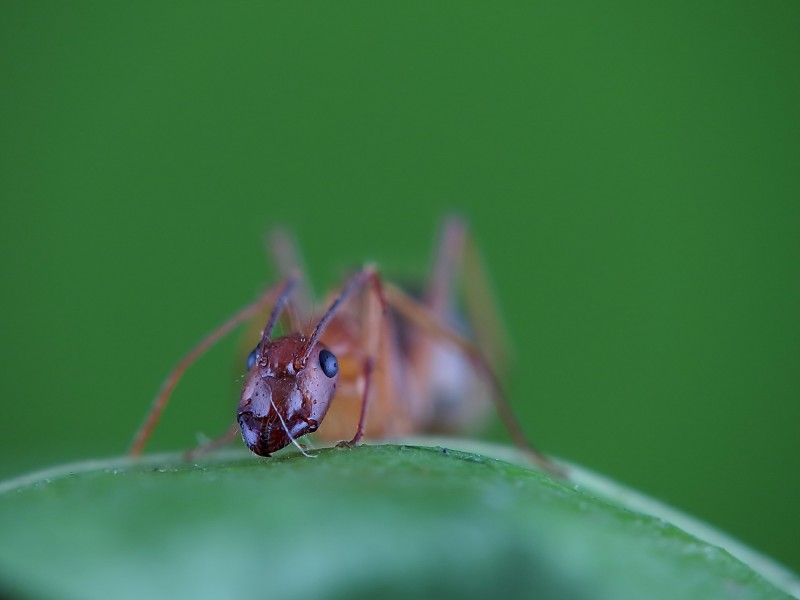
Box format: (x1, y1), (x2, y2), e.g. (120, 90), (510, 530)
(383, 282), (566, 477)
(409, 217), (513, 433)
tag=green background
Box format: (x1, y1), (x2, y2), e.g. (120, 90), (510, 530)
(1, 0), (798, 575)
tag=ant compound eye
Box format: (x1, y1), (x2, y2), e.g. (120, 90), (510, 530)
(319, 349), (338, 378)
(246, 348), (258, 371)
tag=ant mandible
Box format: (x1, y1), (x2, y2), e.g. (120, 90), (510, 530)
(129, 217), (563, 476)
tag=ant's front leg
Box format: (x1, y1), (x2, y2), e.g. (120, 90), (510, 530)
(184, 422), (240, 461)
(129, 278), (296, 457)
(336, 358), (376, 448)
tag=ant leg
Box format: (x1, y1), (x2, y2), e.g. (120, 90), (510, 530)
(409, 217), (511, 430)
(129, 278), (295, 457)
(383, 282), (566, 477)
(406, 218), (465, 397)
(370, 282), (409, 437)
(266, 228), (314, 333)
(336, 357), (376, 448)
(458, 221), (513, 373)
(426, 215), (511, 374)
(425, 217), (463, 314)
(296, 266), (388, 447)
(184, 422), (240, 460)
(404, 217), (509, 435)
(337, 269), (391, 447)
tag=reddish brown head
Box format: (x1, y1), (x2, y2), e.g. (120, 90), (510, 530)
(237, 334), (339, 456)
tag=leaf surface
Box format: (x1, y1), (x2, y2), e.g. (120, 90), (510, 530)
(0, 443), (796, 600)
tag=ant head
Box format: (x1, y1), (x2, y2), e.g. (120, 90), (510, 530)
(237, 334), (339, 456)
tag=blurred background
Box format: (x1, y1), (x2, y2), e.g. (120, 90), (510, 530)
(1, 0), (798, 573)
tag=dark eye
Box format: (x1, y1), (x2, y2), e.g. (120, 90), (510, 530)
(246, 348), (258, 371)
(319, 349), (338, 378)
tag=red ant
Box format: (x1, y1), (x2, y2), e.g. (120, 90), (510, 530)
(130, 218), (563, 476)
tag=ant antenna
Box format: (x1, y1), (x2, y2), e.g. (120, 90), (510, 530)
(299, 267), (376, 365)
(260, 276), (298, 344)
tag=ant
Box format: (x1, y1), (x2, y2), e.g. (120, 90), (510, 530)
(129, 217), (563, 476)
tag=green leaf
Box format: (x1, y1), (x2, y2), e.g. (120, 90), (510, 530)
(0, 442), (797, 600)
